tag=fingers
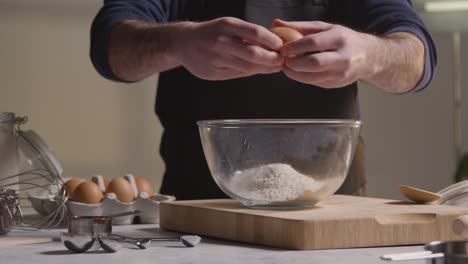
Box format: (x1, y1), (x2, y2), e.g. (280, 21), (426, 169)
(222, 17), (283, 51)
(210, 68), (250, 81)
(281, 31), (340, 56)
(212, 35), (283, 75)
(272, 19), (340, 56)
(212, 19), (357, 87)
(282, 60), (357, 88)
(212, 67), (273, 81)
(272, 19), (333, 35)
(221, 37), (283, 66)
(282, 63), (355, 88)
(284, 52), (342, 72)
(313, 80), (346, 89)
(215, 55), (282, 75)
(282, 64), (336, 84)
(271, 20), (362, 88)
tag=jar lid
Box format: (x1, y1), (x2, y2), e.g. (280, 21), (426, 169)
(17, 130), (63, 178)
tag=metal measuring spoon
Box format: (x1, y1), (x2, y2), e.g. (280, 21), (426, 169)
(137, 235), (202, 247)
(180, 235), (202, 247)
(381, 240), (468, 263)
(103, 234), (150, 249)
(61, 233), (96, 253)
(61, 232), (124, 253)
(97, 235), (122, 253)
(107, 234), (202, 248)
(73, 210), (141, 219)
(62, 211), (142, 253)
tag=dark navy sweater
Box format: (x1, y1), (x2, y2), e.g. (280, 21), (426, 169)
(90, 0), (437, 199)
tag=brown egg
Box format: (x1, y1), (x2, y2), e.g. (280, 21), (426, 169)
(270, 27), (303, 44)
(62, 178), (83, 197)
(70, 181), (104, 204)
(135, 177), (154, 197)
(105, 177), (135, 203)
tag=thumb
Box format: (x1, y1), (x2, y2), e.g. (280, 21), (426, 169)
(272, 19), (333, 35)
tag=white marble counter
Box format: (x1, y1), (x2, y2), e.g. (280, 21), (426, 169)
(0, 224), (427, 264)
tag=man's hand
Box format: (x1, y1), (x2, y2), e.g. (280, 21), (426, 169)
(109, 18), (283, 82)
(272, 19), (425, 93)
(173, 17), (284, 81)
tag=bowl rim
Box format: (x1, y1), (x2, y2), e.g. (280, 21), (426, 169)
(197, 119), (361, 127)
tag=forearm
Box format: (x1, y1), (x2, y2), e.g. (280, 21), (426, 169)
(108, 20), (184, 82)
(363, 32), (425, 94)
(109, 17), (283, 82)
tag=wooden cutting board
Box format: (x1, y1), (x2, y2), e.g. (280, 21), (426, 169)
(160, 195), (468, 250)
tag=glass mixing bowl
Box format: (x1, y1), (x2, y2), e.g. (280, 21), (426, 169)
(197, 119), (362, 209)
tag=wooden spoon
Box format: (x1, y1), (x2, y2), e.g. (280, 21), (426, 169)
(399, 185), (442, 203)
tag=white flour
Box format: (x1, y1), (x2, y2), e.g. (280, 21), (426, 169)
(227, 163), (324, 202)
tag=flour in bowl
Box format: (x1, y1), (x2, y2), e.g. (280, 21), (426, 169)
(227, 163), (324, 202)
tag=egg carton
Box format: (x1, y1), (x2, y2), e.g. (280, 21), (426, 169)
(66, 174), (175, 225)
(67, 192), (175, 225)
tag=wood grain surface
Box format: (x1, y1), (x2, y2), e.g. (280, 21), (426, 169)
(160, 195), (468, 250)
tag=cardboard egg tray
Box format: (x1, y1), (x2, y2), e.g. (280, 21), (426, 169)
(67, 192), (175, 225)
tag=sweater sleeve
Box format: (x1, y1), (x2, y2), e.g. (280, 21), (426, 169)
(90, 0), (172, 82)
(335, 0), (438, 92)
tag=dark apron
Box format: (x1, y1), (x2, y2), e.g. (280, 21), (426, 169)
(158, 0), (366, 200)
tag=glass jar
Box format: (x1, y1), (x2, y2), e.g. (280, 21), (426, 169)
(0, 113), (24, 234)
(0, 112), (62, 184)
(0, 112), (21, 189)
(0, 112), (64, 231)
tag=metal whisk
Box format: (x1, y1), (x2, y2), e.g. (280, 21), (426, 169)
(0, 168), (68, 230)
(0, 113), (68, 230)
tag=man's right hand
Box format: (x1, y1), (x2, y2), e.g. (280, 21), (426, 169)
(172, 17), (284, 81)
(109, 18), (283, 82)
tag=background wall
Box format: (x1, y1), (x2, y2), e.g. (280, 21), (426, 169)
(0, 1), (164, 190)
(0, 1), (466, 199)
(362, 32), (468, 197)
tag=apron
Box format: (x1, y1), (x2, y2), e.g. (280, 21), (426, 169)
(158, 0), (366, 199)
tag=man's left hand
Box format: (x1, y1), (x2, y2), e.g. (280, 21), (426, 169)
(273, 19), (378, 89)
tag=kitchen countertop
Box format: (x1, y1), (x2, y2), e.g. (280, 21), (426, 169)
(0, 224), (428, 264)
